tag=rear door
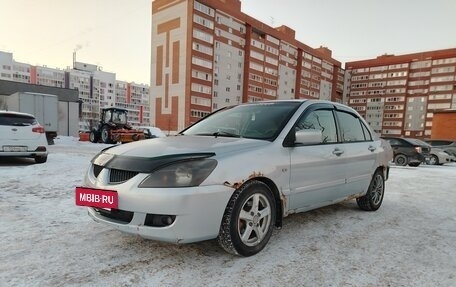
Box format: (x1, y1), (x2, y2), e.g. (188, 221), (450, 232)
(334, 109), (378, 197)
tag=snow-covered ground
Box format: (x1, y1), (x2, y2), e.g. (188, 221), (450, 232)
(1, 136), (455, 286)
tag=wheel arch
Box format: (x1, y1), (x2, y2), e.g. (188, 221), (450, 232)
(375, 165), (389, 181)
(241, 177), (284, 229)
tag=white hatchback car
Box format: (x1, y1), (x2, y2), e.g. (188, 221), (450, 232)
(0, 111), (48, 163)
(77, 100), (393, 256)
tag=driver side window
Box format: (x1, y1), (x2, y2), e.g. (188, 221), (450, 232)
(296, 109), (337, 143)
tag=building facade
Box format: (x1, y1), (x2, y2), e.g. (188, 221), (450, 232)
(345, 48), (456, 138)
(151, 0), (344, 133)
(0, 51), (150, 130)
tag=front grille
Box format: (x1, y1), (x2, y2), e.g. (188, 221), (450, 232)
(109, 168), (138, 184)
(94, 208), (134, 224)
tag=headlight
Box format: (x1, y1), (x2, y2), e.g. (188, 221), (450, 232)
(138, 159), (217, 188)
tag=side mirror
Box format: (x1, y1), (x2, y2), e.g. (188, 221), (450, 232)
(295, 129), (323, 145)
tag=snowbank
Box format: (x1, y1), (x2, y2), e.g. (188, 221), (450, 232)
(1, 137), (455, 286)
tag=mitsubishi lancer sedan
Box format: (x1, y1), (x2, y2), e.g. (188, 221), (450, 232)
(76, 100), (393, 256)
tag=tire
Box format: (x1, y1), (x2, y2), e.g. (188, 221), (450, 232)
(89, 130), (99, 143)
(217, 180), (276, 257)
(408, 162), (421, 167)
(427, 155), (439, 165)
(35, 156), (47, 164)
(101, 125), (113, 144)
(357, 169), (384, 211)
(394, 154), (408, 166)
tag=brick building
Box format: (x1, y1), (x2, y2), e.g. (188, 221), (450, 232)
(345, 48), (456, 138)
(151, 0), (344, 133)
(431, 110), (456, 140)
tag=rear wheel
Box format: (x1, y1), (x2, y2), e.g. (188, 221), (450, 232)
(357, 169), (384, 211)
(218, 180), (276, 257)
(394, 154), (408, 166)
(427, 155), (439, 165)
(101, 125), (113, 144)
(35, 155), (47, 164)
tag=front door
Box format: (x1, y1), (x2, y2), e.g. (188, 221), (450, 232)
(288, 106), (347, 211)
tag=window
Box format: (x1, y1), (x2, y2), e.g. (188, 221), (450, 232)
(336, 111), (367, 142)
(296, 109), (337, 143)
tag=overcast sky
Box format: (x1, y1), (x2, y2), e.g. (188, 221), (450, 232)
(1, 0), (455, 84)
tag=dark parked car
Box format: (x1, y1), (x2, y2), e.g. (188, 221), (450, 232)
(424, 139), (456, 157)
(382, 137), (430, 167)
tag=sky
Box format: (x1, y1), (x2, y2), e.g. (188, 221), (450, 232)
(1, 0), (455, 84)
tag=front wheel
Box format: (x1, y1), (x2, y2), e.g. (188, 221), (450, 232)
(101, 125), (113, 144)
(357, 169), (385, 211)
(89, 130), (99, 143)
(218, 180), (276, 257)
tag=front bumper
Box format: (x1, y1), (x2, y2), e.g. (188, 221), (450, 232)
(84, 171), (234, 243)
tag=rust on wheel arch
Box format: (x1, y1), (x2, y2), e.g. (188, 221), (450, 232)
(223, 171), (265, 190)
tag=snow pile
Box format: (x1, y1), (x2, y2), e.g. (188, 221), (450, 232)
(0, 137), (455, 286)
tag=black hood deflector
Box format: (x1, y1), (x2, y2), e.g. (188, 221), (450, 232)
(91, 152), (216, 173)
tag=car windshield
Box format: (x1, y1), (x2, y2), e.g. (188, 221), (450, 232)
(181, 101), (301, 140)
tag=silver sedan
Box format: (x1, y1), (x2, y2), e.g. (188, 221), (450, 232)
(77, 100), (393, 256)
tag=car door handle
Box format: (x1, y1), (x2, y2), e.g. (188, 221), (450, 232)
(368, 145), (376, 152)
(332, 148), (344, 156)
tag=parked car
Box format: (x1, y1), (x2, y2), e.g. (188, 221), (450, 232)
(76, 100), (393, 256)
(409, 139), (455, 165)
(424, 139), (456, 157)
(381, 137), (430, 167)
(137, 126), (166, 139)
(0, 110), (48, 163)
(427, 147), (455, 165)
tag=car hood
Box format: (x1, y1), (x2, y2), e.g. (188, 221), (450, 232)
(103, 135), (270, 158)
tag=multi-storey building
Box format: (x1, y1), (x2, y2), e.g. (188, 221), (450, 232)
(151, 0), (344, 133)
(0, 51), (150, 129)
(345, 48), (456, 138)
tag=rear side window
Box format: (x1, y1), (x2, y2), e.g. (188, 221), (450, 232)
(0, 114), (37, 126)
(336, 111), (367, 142)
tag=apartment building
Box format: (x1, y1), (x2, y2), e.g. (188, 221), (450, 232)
(151, 0), (344, 133)
(0, 51), (150, 129)
(345, 48), (456, 138)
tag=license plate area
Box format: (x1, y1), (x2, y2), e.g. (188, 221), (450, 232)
(3, 146), (28, 152)
(75, 187), (118, 209)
